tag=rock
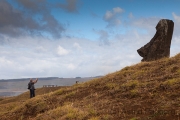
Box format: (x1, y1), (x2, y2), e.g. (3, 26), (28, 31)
(137, 19), (174, 61)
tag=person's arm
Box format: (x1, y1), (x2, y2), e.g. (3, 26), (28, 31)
(33, 78), (38, 83)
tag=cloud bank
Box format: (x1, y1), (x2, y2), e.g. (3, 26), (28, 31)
(0, 0), (81, 38)
(0, 2), (180, 79)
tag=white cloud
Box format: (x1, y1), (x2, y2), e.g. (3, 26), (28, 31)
(172, 12), (180, 36)
(0, 57), (13, 67)
(67, 63), (76, 70)
(131, 17), (160, 31)
(73, 42), (81, 50)
(103, 7), (124, 27)
(114, 19), (121, 25)
(57, 45), (69, 56)
(96, 30), (110, 45)
(0, 35), (142, 79)
(104, 10), (114, 20)
(171, 12), (180, 56)
(172, 12), (180, 24)
(34, 46), (47, 53)
(129, 12), (134, 19)
(113, 7), (124, 13)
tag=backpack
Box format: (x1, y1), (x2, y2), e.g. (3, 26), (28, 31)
(28, 82), (31, 89)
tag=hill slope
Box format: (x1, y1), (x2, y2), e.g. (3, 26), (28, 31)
(1, 54), (180, 120)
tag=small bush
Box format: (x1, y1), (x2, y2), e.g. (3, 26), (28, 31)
(130, 89), (139, 98)
(130, 117), (138, 120)
(53, 89), (64, 95)
(122, 80), (139, 89)
(106, 83), (119, 90)
(163, 78), (180, 86)
(65, 91), (76, 98)
(88, 117), (100, 120)
(101, 114), (113, 120)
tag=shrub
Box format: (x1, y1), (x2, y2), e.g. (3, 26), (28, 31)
(53, 89), (64, 95)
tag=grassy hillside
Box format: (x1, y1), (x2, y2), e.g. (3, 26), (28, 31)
(1, 53), (180, 120)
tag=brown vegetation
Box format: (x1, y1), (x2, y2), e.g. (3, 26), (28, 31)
(1, 53), (180, 120)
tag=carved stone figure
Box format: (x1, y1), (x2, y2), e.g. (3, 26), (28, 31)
(137, 19), (174, 61)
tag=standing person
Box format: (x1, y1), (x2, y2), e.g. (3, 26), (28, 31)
(28, 78), (38, 98)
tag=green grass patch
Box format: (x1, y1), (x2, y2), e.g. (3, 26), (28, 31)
(65, 91), (76, 98)
(53, 89), (65, 95)
(106, 83), (119, 90)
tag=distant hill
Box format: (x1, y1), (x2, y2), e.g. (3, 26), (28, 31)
(0, 77), (100, 96)
(0, 77), (59, 82)
(1, 54), (180, 119)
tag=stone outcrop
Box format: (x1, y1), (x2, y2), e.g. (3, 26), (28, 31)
(137, 19), (174, 61)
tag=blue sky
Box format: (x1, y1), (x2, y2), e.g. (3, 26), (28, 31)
(0, 0), (180, 79)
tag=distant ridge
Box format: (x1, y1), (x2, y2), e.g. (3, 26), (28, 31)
(0, 76), (103, 81)
(0, 77), (59, 81)
(0, 77), (101, 96)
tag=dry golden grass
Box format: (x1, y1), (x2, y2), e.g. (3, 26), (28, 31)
(1, 53), (180, 120)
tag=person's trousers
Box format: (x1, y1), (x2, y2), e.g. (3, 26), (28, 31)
(30, 89), (35, 98)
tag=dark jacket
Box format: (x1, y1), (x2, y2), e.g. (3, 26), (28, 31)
(29, 82), (35, 90)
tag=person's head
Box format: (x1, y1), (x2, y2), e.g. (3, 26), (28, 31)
(30, 78), (33, 82)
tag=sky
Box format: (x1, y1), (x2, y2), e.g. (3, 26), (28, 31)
(0, 0), (180, 79)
